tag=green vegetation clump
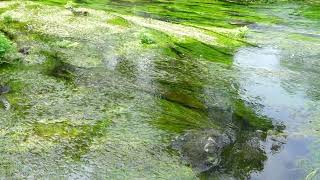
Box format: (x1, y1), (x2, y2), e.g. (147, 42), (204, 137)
(233, 100), (273, 131)
(140, 34), (155, 45)
(107, 16), (131, 27)
(172, 39), (233, 64)
(0, 33), (12, 63)
(302, 5), (320, 20)
(153, 99), (217, 133)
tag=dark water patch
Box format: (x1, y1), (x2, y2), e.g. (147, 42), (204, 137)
(217, 132), (267, 179)
(41, 51), (79, 83)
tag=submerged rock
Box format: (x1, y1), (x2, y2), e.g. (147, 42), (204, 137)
(0, 85), (10, 111)
(66, 6), (89, 16)
(228, 20), (253, 26)
(18, 47), (30, 55)
(0, 85), (10, 94)
(172, 129), (235, 172)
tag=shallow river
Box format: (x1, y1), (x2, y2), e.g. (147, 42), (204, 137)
(0, 1), (319, 179)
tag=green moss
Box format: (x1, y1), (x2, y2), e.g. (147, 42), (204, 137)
(114, 55), (137, 79)
(30, 0), (281, 28)
(161, 90), (206, 110)
(156, 78), (205, 110)
(0, 3), (19, 15)
(107, 16), (131, 27)
(0, 16), (29, 40)
(33, 120), (111, 140)
(34, 121), (81, 139)
(33, 119), (111, 159)
(140, 34), (156, 45)
(0, 33), (12, 61)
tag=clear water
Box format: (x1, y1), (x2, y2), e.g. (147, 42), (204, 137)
(0, 1), (319, 179)
(235, 6), (320, 179)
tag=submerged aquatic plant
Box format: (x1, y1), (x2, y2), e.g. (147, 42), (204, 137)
(0, 33), (13, 63)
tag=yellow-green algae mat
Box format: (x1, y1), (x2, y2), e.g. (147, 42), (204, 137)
(0, 1), (279, 179)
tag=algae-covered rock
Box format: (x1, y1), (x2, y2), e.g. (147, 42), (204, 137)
(173, 129), (235, 172)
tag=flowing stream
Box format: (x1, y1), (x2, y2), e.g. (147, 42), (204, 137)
(0, 1), (319, 179)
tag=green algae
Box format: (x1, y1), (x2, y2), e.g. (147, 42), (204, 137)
(219, 134), (267, 179)
(153, 99), (216, 133)
(173, 39), (233, 64)
(40, 50), (78, 83)
(301, 2), (320, 20)
(30, 0), (281, 28)
(0, 33), (12, 60)
(233, 100), (273, 131)
(0, 1), (288, 179)
(33, 119), (111, 159)
(140, 34), (156, 45)
(107, 16), (131, 27)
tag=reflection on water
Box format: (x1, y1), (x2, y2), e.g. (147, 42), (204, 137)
(235, 12), (320, 178)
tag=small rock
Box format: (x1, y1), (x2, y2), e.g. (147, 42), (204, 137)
(19, 47), (30, 55)
(229, 20), (252, 26)
(0, 85), (10, 94)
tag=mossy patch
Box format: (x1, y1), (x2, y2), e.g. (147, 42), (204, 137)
(33, 119), (111, 159)
(140, 34), (156, 45)
(0, 33), (12, 61)
(107, 16), (131, 27)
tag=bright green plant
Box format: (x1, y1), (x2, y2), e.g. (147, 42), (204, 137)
(0, 33), (12, 62)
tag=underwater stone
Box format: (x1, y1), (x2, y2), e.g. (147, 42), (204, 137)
(0, 85), (10, 111)
(0, 85), (10, 94)
(228, 20), (252, 26)
(18, 47), (30, 55)
(172, 129), (235, 172)
(66, 6), (89, 16)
